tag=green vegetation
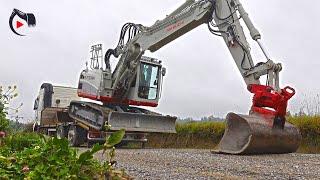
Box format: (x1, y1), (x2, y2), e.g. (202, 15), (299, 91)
(176, 121), (225, 138)
(0, 130), (130, 179)
(0, 85), (132, 179)
(288, 116), (320, 153)
(0, 106), (9, 132)
(147, 121), (225, 149)
(0, 94), (9, 132)
(148, 117), (320, 153)
(0, 85), (19, 133)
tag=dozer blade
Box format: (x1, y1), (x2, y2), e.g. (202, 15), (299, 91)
(108, 112), (177, 133)
(213, 113), (302, 155)
(69, 101), (176, 133)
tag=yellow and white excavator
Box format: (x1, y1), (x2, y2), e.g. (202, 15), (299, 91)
(70, 0), (301, 154)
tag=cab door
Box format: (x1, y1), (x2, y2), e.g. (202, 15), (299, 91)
(137, 62), (160, 100)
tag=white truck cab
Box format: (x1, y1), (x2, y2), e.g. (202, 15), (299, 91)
(33, 83), (81, 132)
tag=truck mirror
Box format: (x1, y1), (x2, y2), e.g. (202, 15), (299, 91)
(56, 99), (61, 105)
(33, 98), (39, 110)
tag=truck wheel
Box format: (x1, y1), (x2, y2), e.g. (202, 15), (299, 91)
(32, 123), (39, 133)
(141, 142), (146, 149)
(115, 141), (128, 148)
(87, 141), (95, 148)
(57, 125), (68, 139)
(68, 125), (87, 147)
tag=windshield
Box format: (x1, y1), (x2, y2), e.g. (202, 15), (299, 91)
(138, 63), (159, 100)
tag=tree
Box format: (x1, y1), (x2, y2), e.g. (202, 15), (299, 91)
(0, 85), (18, 132)
(0, 102), (9, 131)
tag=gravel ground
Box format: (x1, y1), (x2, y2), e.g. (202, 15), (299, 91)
(93, 149), (320, 180)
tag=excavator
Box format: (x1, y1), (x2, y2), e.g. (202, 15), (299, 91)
(69, 0), (302, 154)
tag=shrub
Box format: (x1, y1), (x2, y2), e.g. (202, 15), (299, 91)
(147, 121), (226, 149)
(176, 121), (225, 140)
(0, 130), (130, 179)
(1, 133), (42, 153)
(288, 116), (320, 146)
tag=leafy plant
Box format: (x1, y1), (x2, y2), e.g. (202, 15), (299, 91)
(0, 129), (130, 179)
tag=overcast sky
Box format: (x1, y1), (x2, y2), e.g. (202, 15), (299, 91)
(1, 0), (320, 121)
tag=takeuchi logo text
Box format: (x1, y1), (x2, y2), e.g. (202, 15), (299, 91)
(166, 21), (185, 32)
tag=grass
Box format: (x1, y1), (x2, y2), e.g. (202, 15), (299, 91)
(147, 116), (320, 154)
(288, 116), (320, 153)
(147, 121), (225, 149)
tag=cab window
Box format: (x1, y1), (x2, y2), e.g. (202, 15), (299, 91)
(138, 63), (159, 100)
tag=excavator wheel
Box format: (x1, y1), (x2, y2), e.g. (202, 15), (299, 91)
(213, 113), (302, 155)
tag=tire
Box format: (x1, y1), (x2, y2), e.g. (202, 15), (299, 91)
(87, 141), (95, 148)
(57, 125), (68, 139)
(68, 125), (87, 147)
(39, 128), (47, 135)
(141, 142), (146, 149)
(32, 123), (39, 133)
(115, 141), (128, 148)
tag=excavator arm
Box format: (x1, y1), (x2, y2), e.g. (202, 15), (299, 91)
(106, 0), (294, 127)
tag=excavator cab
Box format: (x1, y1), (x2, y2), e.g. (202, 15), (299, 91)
(126, 57), (165, 106)
(77, 44), (165, 108)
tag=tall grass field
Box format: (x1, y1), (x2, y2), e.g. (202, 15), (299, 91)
(147, 116), (320, 154)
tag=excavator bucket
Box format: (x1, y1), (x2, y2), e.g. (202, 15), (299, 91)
(213, 113), (302, 155)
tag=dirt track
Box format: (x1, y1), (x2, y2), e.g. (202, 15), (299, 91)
(94, 149), (320, 180)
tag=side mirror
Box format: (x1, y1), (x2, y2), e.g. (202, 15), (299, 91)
(55, 99), (61, 107)
(33, 98), (39, 110)
(161, 67), (166, 76)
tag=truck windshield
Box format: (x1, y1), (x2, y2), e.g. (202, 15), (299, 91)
(138, 63), (159, 100)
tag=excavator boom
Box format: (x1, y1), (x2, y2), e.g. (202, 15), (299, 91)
(78, 0), (301, 154)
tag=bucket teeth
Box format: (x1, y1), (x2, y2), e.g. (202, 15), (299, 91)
(213, 113), (302, 155)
